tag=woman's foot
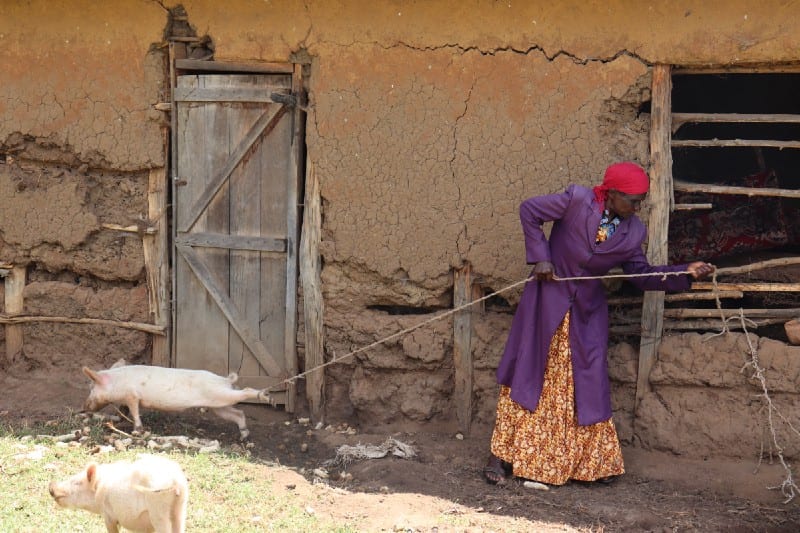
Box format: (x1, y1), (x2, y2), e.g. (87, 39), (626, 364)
(483, 454), (511, 485)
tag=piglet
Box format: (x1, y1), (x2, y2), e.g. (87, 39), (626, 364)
(82, 360), (269, 440)
(49, 454), (188, 533)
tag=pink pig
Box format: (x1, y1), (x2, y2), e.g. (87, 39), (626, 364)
(82, 360), (269, 440)
(49, 454), (188, 533)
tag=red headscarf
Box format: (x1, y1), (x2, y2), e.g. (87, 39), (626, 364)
(593, 162), (650, 209)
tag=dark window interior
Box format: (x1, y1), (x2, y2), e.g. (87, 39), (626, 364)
(666, 73), (799, 341)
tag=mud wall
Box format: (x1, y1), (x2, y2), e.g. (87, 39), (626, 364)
(2, 1), (800, 459)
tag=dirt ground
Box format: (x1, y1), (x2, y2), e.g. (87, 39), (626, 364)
(2, 372), (800, 532)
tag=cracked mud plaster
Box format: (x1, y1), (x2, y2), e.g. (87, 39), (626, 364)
(608, 334), (800, 459)
(0, 165), (147, 280)
(312, 45), (650, 307)
(312, 45), (650, 425)
(0, 46), (165, 171)
(0, 169), (97, 250)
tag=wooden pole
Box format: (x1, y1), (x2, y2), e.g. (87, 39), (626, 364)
(0, 315), (164, 335)
(607, 290), (743, 306)
(301, 162), (325, 424)
(4, 266), (25, 363)
(453, 263), (475, 435)
(714, 257), (800, 276)
(636, 64), (671, 414)
(692, 282), (800, 292)
(674, 179), (800, 199)
(143, 166), (170, 367)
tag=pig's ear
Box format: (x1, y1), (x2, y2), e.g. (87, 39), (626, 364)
(86, 463), (97, 483)
(110, 358), (127, 369)
(82, 367), (103, 384)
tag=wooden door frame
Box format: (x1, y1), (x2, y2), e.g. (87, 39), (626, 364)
(168, 55), (306, 412)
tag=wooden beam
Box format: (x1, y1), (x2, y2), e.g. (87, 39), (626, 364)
(673, 203), (712, 210)
(611, 317), (785, 334)
(0, 315), (164, 335)
(636, 64), (671, 415)
(607, 290), (743, 306)
(715, 257), (800, 276)
(672, 65), (800, 75)
(692, 282), (800, 292)
(175, 232), (286, 252)
(664, 308), (800, 319)
(453, 263), (475, 435)
(671, 139), (800, 149)
(283, 62), (306, 414)
(143, 167), (170, 367)
(673, 180), (800, 199)
(173, 87), (291, 103)
(169, 40), (187, 367)
(4, 266), (25, 363)
(672, 112), (800, 130)
(175, 59), (295, 74)
(300, 162), (325, 424)
(101, 223), (157, 235)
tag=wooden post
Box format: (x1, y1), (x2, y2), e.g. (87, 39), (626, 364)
(301, 162), (325, 423)
(453, 263), (476, 435)
(143, 166), (170, 367)
(4, 266), (26, 363)
(169, 39), (187, 368)
(283, 62), (306, 414)
(636, 64), (672, 414)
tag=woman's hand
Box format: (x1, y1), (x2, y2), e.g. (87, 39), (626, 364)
(687, 261), (715, 280)
(533, 261), (555, 281)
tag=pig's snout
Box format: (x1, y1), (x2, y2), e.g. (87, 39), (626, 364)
(83, 397), (106, 412)
(48, 481), (65, 504)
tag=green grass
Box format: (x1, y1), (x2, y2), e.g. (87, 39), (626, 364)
(0, 415), (357, 533)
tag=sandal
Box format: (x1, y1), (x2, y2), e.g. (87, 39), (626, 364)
(483, 454), (511, 485)
(596, 475), (619, 485)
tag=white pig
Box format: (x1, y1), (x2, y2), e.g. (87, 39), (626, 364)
(82, 360), (269, 440)
(49, 454), (188, 533)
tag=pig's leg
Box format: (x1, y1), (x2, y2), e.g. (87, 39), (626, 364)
(103, 515), (120, 533)
(210, 406), (249, 440)
(171, 487), (188, 533)
(125, 398), (144, 434)
(145, 497), (175, 533)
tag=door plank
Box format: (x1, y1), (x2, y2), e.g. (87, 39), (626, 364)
(229, 85), (264, 378)
(174, 86), (291, 103)
(175, 232), (286, 252)
(180, 104), (288, 233)
(177, 243), (286, 378)
(175, 76), (229, 375)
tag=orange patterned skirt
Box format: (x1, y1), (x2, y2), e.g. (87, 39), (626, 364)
(490, 311), (624, 485)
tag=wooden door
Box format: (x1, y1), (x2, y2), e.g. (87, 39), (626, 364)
(172, 67), (303, 411)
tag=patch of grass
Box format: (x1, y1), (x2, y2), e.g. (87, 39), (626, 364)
(0, 414), (356, 532)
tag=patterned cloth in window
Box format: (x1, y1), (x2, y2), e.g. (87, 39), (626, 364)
(596, 209), (621, 244)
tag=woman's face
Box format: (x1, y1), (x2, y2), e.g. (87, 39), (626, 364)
(606, 189), (646, 218)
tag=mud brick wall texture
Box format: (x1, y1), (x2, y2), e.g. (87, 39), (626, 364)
(3, 1), (800, 460)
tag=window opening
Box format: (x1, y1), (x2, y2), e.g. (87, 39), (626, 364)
(667, 71), (800, 342)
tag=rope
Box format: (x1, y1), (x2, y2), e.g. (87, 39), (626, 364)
(266, 269), (692, 392)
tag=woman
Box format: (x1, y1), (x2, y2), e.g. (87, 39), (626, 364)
(483, 162), (714, 486)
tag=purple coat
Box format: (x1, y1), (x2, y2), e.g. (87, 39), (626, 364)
(496, 184), (691, 425)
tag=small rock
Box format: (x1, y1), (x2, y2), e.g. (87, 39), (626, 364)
(313, 468), (329, 479)
(523, 480), (550, 491)
(300, 443), (308, 453)
(455, 433), (464, 440)
(298, 417), (310, 425)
